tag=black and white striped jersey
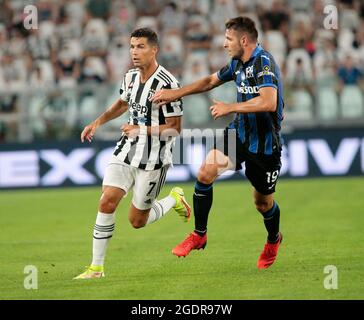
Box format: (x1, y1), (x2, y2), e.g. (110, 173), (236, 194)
(114, 65), (183, 170)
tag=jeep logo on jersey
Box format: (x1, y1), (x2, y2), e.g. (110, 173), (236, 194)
(130, 101), (148, 114)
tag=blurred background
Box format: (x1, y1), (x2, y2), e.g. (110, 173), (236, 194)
(1, 1), (363, 301)
(1, 0), (364, 141)
(0, 0), (363, 188)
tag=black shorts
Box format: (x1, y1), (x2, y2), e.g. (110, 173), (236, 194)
(214, 128), (282, 195)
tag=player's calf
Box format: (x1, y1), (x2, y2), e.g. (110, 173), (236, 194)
(128, 205), (149, 228)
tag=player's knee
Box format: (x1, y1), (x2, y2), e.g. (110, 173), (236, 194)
(129, 217), (146, 229)
(197, 165), (217, 184)
(255, 200), (271, 214)
(99, 195), (119, 213)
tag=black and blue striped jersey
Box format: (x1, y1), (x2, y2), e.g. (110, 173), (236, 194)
(217, 44), (284, 155)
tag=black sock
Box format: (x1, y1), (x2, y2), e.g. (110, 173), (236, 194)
(193, 180), (213, 236)
(261, 202), (280, 243)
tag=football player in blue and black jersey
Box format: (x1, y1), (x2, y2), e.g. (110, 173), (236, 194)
(153, 16), (284, 269)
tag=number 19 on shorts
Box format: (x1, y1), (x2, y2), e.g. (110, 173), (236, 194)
(266, 170), (279, 184)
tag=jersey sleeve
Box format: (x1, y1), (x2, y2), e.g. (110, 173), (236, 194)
(119, 74), (129, 102)
(254, 54), (278, 89)
(162, 81), (183, 118)
(120, 71), (136, 102)
(217, 59), (235, 82)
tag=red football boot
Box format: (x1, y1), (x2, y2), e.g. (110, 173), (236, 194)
(172, 232), (207, 257)
(257, 232), (283, 269)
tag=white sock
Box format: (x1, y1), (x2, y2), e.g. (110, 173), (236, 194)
(91, 211), (115, 267)
(146, 195), (176, 225)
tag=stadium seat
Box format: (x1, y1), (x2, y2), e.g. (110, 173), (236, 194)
(183, 95), (211, 126)
(317, 87), (339, 120)
(286, 49), (313, 82)
(98, 86), (129, 139)
(289, 89), (313, 120)
(208, 81), (236, 103)
(340, 85), (364, 118)
(338, 29), (355, 51)
(78, 92), (99, 128)
(264, 30), (287, 68)
(29, 94), (47, 136)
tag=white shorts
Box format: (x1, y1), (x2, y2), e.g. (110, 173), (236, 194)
(103, 157), (169, 210)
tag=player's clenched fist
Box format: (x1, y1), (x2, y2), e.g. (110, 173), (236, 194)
(210, 99), (232, 120)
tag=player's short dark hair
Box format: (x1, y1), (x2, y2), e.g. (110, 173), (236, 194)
(225, 16), (258, 41)
(130, 28), (159, 47)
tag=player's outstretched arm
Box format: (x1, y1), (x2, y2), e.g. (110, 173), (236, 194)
(210, 87), (277, 120)
(80, 98), (128, 143)
(152, 73), (224, 106)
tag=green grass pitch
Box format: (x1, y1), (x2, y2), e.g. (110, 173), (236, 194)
(1, 177), (363, 300)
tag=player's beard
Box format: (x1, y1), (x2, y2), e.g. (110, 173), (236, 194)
(232, 47), (244, 60)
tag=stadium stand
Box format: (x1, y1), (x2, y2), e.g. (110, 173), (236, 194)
(0, 0), (363, 142)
